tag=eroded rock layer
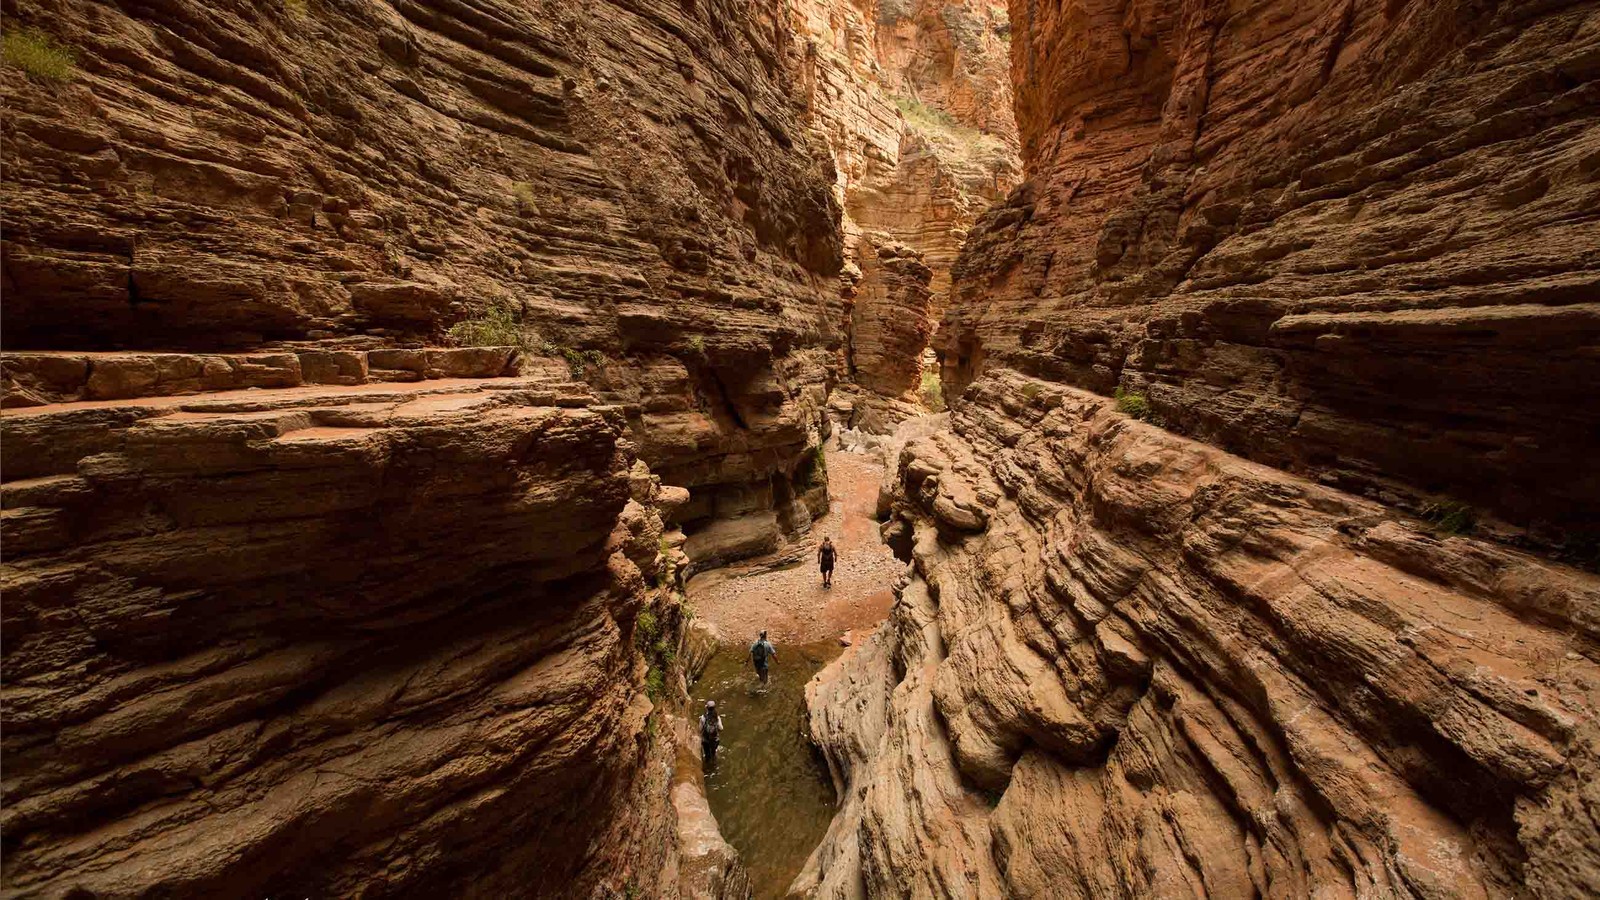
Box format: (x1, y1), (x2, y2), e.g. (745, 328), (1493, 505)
(798, 376), (1600, 898)
(0, 367), (738, 896)
(2, 0), (849, 565)
(791, 0), (1019, 421)
(944, 0), (1600, 547)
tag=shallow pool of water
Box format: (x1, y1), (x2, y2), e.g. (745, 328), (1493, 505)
(691, 639), (842, 898)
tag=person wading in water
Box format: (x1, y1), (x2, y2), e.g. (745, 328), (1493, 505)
(817, 536), (837, 588)
(751, 631), (777, 687)
(699, 700), (723, 762)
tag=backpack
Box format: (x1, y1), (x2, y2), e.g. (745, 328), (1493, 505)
(701, 713), (720, 741)
(820, 544), (836, 565)
(751, 640), (769, 666)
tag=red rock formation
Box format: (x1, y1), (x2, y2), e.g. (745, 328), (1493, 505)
(0, 367), (728, 895)
(797, 0), (1600, 894)
(848, 238), (935, 398)
(944, 0), (1600, 549)
(1, 0), (845, 892)
(2, 0), (846, 566)
(799, 376), (1600, 898)
(791, 0), (1019, 415)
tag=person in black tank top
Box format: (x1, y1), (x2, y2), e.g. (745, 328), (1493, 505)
(817, 536), (836, 588)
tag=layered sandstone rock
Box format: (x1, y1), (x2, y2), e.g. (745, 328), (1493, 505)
(943, 0), (1600, 550)
(798, 376), (1600, 898)
(0, 0), (862, 891)
(0, 367), (739, 896)
(791, 0), (1019, 415)
(848, 240), (935, 399)
(2, 0), (847, 565)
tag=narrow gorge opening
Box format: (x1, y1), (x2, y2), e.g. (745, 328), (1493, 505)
(3, 0), (1598, 898)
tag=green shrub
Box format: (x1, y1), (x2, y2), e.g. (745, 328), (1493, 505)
(921, 369), (946, 411)
(3, 29), (76, 82)
(560, 346), (586, 377)
(644, 667), (665, 700)
(634, 609), (658, 648)
(1020, 383), (1041, 401)
(1114, 388), (1151, 421)
(511, 181), (539, 214)
(1422, 500), (1476, 536)
(687, 334), (706, 355)
(448, 305), (543, 355)
(895, 95), (958, 131)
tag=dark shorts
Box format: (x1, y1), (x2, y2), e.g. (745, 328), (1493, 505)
(755, 660), (768, 676)
(820, 561), (834, 573)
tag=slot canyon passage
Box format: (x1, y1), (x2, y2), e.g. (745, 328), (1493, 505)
(2, 0), (1600, 897)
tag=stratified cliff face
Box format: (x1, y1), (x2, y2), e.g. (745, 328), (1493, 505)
(797, 1), (1600, 896)
(798, 377), (1600, 898)
(791, 0), (1018, 420)
(1, 0), (840, 893)
(2, 0), (845, 567)
(944, 0), (1600, 548)
(0, 363), (726, 896)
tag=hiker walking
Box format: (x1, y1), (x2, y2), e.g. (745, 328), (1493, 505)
(817, 536), (837, 588)
(751, 631), (777, 686)
(699, 700), (723, 761)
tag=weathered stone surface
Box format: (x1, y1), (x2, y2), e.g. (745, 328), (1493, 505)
(0, 373), (729, 896)
(797, 376), (1600, 898)
(792, 0), (1019, 406)
(942, 0), (1600, 549)
(2, 0), (841, 355)
(2, 0), (846, 566)
(848, 240), (935, 398)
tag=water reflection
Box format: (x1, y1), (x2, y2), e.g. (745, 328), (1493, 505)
(692, 640), (842, 899)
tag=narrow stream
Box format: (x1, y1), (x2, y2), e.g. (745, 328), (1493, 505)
(691, 639), (844, 898)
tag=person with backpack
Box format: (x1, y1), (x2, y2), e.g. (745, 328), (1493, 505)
(817, 536), (837, 588)
(699, 700), (723, 761)
(751, 631), (777, 686)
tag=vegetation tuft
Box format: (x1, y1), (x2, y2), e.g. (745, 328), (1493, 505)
(3, 29), (76, 82)
(687, 334), (706, 356)
(447, 305), (544, 356)
(1114, 388), (1152, 421)
(1020, 382), (1041, 401)
(921, 369), (946, 412)
(1422, 500), (1476, 536)
(511, 181), (539, 214)
(797, 443), (828, 489)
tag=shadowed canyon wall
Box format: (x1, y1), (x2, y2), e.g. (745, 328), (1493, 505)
(798, 0), (1600, 897)
(0, 0), (844, 893)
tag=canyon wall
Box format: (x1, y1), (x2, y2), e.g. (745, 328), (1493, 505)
(801, 378), (1600, 898)
(2, 0), (846, 566)
(798, 0), (1600, 897)
(0, 364), (735, 896)
(943, 0), (1600, 551)
(790, 0), (1019, 421)
(0, 0), (844, 893)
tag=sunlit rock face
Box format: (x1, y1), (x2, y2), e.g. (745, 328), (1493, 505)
(943, 0), (1600, 550)
(790, 0), (1020, 423)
